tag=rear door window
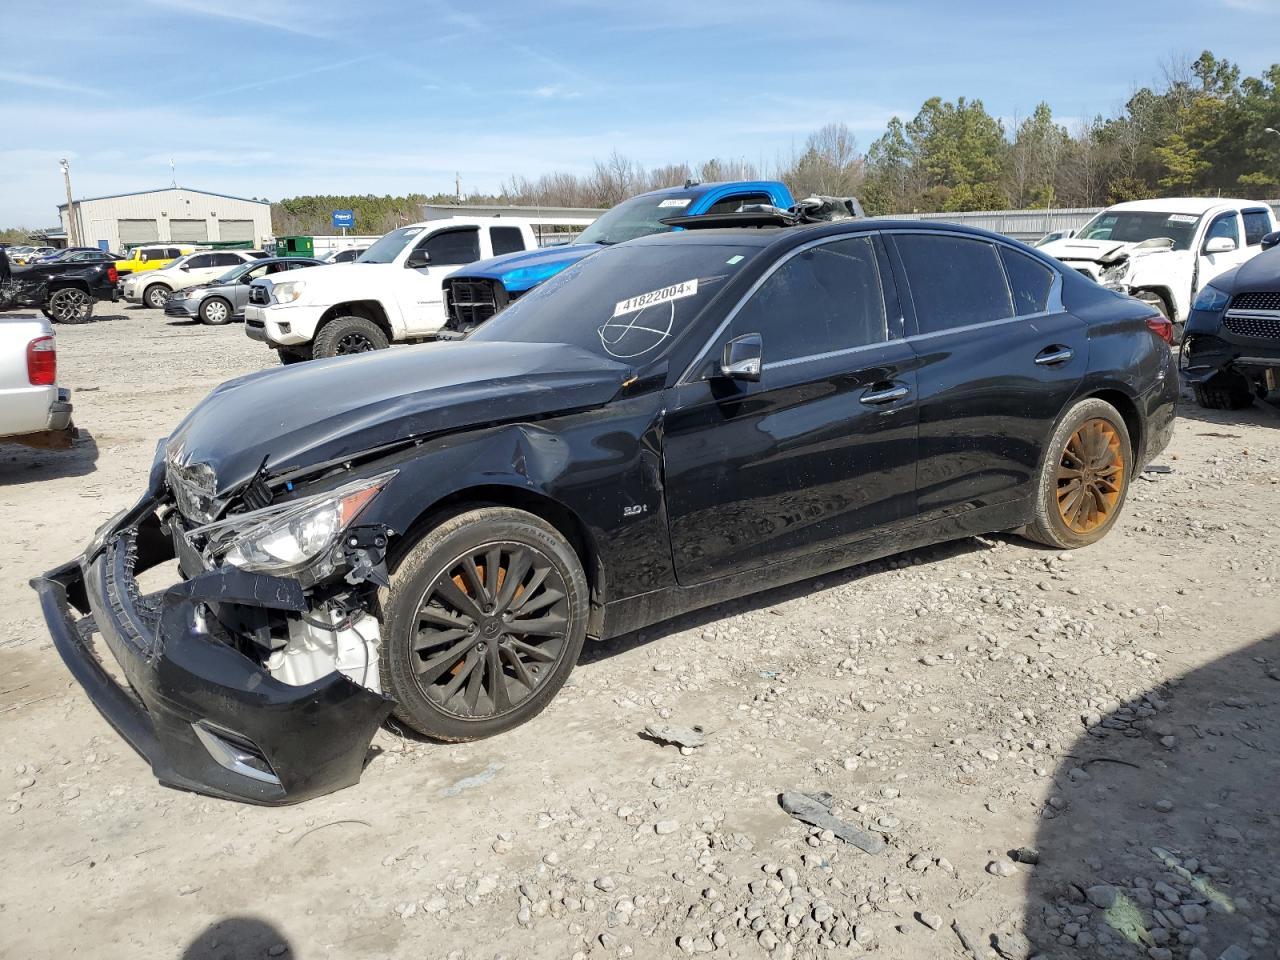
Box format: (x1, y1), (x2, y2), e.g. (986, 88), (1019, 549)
(489, 226), (526, 256)
(422, 228), (481, 266)
(894, 234), (1014, 334)
(1242, 209), (1272, 246)
(999, 247), (1056, 315)
(728, 235), (888, 365)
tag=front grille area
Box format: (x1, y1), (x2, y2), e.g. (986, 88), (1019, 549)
(444, 277), (506, 331)
(1229, 291), (1280, 312)
(248, 284), (270, 306)
(1223, 312), (1280, 341)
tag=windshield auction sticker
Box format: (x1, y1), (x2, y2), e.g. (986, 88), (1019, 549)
(658, 198), (692, 208)
(1166, 214), (1199, 223)
(613, 279), (698, 318)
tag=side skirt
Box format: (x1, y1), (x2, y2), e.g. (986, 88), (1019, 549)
(597, 499), (1032, 641)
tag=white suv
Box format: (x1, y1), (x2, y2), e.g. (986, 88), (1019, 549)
(245, 216), (549, 362)
(121, 250), (266, 309)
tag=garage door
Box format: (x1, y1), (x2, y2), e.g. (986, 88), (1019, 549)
(118, 219), (159, 245)
(170, 219), (209, 242)
(219, 219), (254, 243)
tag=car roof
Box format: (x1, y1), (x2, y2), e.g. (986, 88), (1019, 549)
(1104, 197), (1262, 215)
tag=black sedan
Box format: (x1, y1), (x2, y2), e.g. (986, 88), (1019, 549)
(164, 256), (322, 325)
(34, 220), (1178, 804)
(1182, 238), (1280, 409)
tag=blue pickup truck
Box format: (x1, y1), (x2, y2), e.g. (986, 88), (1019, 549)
(440, 179), (795, 334)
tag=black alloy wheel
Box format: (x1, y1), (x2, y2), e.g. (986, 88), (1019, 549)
(46, 288), (93, 323)
(412, 541), (571, 720)
(336, 331), (378, 354)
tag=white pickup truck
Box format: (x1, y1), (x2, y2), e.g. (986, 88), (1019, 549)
(0, 315), (73, 448)
(244, 215), (591, 362)
(1039, 197), (1278, 341)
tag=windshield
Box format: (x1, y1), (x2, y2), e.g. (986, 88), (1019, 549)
(578, 192), (702, 245)
(467, 241), (760, 363)
(357, 226), (424, 264)
(1075, 210), (1202, 251)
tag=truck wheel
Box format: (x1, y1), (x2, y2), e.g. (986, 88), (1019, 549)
(1022, 398), (1132, 549)
(312, 315), (389, 358)
(143, 284), (171, 309)
(1192, 371), (1254, 410)
(378, 506), (589, 741)
(46, 288), (94, 324)
(198, 297), (233, 325)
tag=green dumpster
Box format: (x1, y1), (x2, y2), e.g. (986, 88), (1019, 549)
(274, 236), (316, 258)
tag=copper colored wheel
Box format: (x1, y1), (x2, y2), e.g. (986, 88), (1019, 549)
(1055, 418), (1125, 534)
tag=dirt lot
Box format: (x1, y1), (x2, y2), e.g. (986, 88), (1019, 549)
(0, 304), (1278, 960)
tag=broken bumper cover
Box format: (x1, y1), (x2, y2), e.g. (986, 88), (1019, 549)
(31, 516), (394, 805)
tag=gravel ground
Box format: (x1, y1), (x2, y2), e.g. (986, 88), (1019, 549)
(0, 304), (1278, 960)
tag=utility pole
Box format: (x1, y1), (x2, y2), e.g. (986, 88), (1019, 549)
(59, 158), (80, 247)
(455, 172), (462, 203)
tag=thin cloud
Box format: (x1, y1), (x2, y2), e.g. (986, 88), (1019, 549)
(139, 0), (331, 38)
(187, 55), (375, 101)
(0, 70), (107, 98)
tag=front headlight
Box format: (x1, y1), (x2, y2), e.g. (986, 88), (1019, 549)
(190, 471), (395, 576)
(1192, 284), (1231, 313)
(271, 281), (305, 304)
(1100, 261), (1129, 285)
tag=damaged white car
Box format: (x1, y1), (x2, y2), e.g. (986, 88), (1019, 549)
(1039, 198), (1277, 340)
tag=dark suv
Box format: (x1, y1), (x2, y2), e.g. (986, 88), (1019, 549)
(1182, 236), (1280, 409)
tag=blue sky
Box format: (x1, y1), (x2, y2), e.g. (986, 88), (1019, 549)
(1, 0), (1278, 227)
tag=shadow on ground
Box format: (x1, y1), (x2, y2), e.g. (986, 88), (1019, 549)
(181, 915), (292, 959)
(0, 429), (98, 482)
(1022, 632), (1280, 958)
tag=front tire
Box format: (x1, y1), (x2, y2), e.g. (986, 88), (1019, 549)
(312, 315), (389, 359)
(46, 288), (93, 324)
(199, 297), (233, 325)
(276, 346), (311, 365)
(1192, 371), (1254, 410)
(143, 283), (171, 310)
(378, 507), (589, 741)
(1024, 398), (1132, 549)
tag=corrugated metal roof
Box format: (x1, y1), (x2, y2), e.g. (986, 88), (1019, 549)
(58, 186), (270, 209)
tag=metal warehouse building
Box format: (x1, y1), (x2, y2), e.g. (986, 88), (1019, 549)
(57, 187), (272, 251)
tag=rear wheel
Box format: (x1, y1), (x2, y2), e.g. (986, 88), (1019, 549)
(199, 297), (232, 325)
(378, 506), (589, 741)
(143, 283), (171, 309)
(46, 288), (93, 324)
(1024, 398), (1132, 549)
(312, 315), (389, 359)
(1193, 371), (1254, 410)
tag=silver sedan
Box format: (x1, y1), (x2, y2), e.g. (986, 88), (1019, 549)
(164, 256), (322, 325)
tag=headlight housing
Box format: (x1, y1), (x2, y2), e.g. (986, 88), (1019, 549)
(189, 471), (395, 577)
(1100, 260), (1129, 285)
(271, 281), (305, 304)
(1192, 284), (1231, 313)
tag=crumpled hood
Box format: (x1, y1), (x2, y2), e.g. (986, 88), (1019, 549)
(1040, 236), (1174, 266)
(166, 340), (628, 494)
(453, 243), (604, 291)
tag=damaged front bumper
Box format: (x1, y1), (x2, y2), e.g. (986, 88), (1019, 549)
(31, 501), (394, 805)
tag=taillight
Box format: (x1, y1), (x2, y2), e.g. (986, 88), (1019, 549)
(108, 265), (118, 283)
(27, 336), (56, 385)
(1145, 314), (1173, 345)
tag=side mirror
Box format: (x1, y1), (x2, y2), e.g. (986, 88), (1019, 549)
(1203, 236), (1237, 255)
(179, 263), (191, 271)
(405, 248), (431, 269)
(719, 333), (763, 382)
(1261, 231), (1280, 252)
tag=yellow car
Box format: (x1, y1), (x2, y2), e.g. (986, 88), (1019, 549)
(114, 244), (196, 277)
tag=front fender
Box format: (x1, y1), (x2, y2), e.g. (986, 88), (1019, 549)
(356, 394), (674, 606)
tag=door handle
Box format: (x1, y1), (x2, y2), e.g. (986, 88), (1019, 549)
(859, 384), (909, 405)
(1034, 345), (1074, 366)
